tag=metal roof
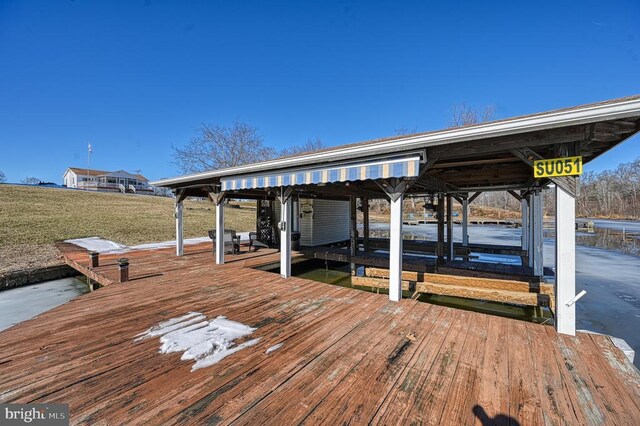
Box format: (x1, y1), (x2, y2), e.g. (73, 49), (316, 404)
(151, 95), (640, 188)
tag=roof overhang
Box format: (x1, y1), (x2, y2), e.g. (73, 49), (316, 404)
(151, 95), (640, 193)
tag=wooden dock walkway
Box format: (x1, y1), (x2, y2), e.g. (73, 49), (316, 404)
(0, 242), (639, 425)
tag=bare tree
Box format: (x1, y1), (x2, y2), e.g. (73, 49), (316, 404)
(172, 120), (276, 173)
(449, 104), (495, 127)
(21, 176), (41, 185)
(576, 158), (640, 218)
(0, 170), (6, 183)
(279, 138), (325, 157)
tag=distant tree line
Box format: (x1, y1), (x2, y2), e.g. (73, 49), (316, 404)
(576, 158), (640, 219)
(21, 176), (42, 185)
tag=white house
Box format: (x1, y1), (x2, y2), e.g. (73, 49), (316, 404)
(63, 168), (153, 194)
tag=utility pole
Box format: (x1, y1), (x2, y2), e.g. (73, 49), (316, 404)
(86, 142), (92, 190)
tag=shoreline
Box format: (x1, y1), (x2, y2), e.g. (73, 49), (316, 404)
(0, 263), (77, 291)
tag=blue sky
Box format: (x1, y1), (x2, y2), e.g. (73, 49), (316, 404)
(0, 0), (638, 183)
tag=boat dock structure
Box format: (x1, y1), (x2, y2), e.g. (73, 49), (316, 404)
(154, 95), (640, 336)
(2, 96), (640, 424)
(0, 241), (638, 424)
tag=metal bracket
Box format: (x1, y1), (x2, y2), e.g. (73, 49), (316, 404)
(566, 290), (587, 307)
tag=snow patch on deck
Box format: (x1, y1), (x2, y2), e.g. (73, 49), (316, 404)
(265, 343), (283, 354)
(65, 237), (128, 253)
(136, 312), (260, 371)
(65, 234), (250, 254)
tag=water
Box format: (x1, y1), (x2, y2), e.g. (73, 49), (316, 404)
(293, 260), (353, 288)
(574, 219), (640, 257)
(0, 277), (89, 332)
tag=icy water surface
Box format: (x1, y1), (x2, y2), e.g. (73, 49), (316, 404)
(0, 277), (89, 331)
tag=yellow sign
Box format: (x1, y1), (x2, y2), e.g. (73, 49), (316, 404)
(534, 156), (583, 178)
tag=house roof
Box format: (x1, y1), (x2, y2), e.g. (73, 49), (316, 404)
(151, 94), (640, 191)
(66, 167), (110, 177)
(66, 168), (149, 181)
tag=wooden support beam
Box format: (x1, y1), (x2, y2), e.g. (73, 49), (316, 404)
(468, 191), (482, 204)
(430, 156), (521, 169)
(175, 188), (188, 204)
(375, 179), (408, 202)
(431, 125), (587, 159)
(507, 190), (522, 202)
(276, 186), (295, 204)
(208, 190), (227, 206)
(362, 197), (370, 252)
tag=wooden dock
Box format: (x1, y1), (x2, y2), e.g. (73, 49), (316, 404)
(0, 241), (639, 425)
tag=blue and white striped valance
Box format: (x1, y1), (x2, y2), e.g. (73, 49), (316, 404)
(221, 156), (421, 191)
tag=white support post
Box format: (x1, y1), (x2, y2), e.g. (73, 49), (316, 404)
(555, 185), (576, 336)
(349, 196), (357, 275)
(532, 192), (544, 276)
(528, 192), (543, 276)
(175, 201), (184, 256)
(521, 195), (529, 251)
(528, 194), (535, 268)
(520, 193), (529, 266)
(215, 200), (225, 265)
(462, 196), (469, 247)
(389, 194), (404, 302)
(446, 195), (454, 260)
(280, 195), (292, 278)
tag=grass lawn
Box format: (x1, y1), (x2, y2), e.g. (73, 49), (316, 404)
(0, 185), (255, 274)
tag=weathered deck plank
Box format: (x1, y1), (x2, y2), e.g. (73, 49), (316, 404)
(0, 241), (638, 425)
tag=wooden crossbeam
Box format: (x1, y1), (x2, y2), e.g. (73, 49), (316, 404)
(468, 192), (482, 204)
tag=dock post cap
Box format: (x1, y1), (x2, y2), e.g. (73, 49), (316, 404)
(117, 258), (129, 283)
(89, 251), (100, 267)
